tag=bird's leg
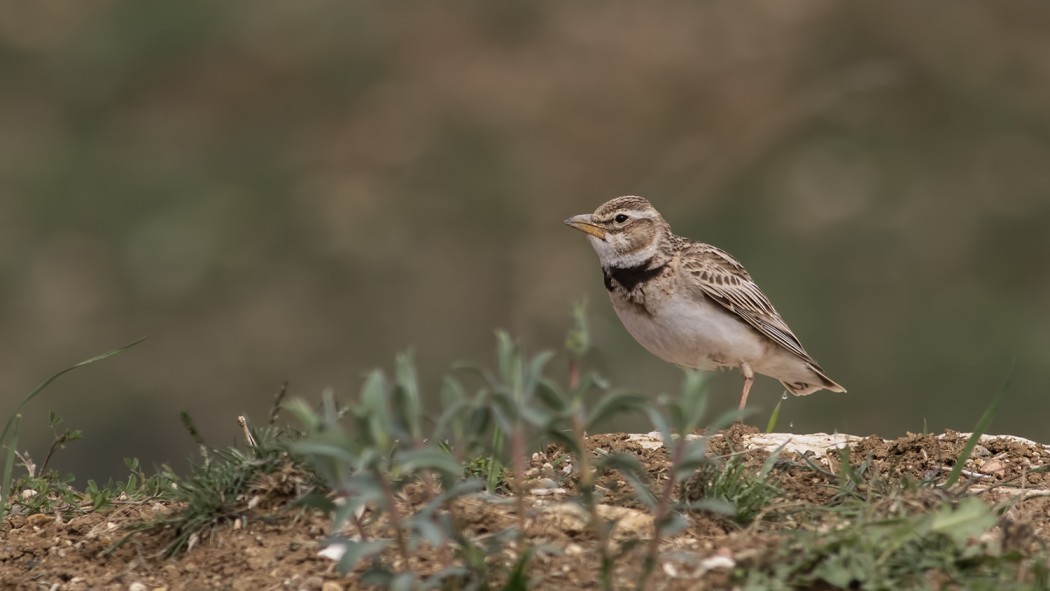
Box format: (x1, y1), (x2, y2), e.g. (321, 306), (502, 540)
(738, 362), (755, 410)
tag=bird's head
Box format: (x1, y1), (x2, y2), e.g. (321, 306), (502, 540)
(564, 196), (672, 269)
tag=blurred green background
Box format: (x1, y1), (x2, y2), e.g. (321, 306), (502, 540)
(2, 2), (1049, 482)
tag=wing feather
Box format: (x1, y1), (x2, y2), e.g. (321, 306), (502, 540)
(681, 242), (819, 366)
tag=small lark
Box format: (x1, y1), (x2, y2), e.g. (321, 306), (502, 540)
(565, 195), (845, 409)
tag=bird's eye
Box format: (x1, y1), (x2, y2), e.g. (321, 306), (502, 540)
(614, 214), (629, 223)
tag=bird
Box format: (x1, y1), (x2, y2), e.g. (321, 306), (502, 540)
(564, 195), (845, 410)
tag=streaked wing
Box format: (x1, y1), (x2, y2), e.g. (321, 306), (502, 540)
(681, 242), (819, 365)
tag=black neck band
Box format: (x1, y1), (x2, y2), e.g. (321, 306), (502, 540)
(603, 261), (665, 291)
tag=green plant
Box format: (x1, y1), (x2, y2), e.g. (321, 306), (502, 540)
(739, 496), (1018, 589)
(744, 373), (1030, 590)
(123, 415), (310, 558)
(80, 456), (171, 512)
(287, 324), (655, 590)
(684, 449), (782, 526)
(530, 338), (648, 591)
(288, 353), (495, 587)
(0, 338), (146, 523)
(628, 371), (739, 589)
(765, 397), (783, 433)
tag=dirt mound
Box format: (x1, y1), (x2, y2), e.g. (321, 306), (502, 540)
(3, 429), (1049, 590)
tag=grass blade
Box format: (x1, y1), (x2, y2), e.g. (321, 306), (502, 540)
(0, 415), (21, 514)
(765, 398), (783, 433)
(0, 337), (147, 519)
(943, 361), (1011, 488)
(0, 336), (148, 445)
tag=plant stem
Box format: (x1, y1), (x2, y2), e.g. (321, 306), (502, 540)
(638, 436), (685, 589)
(375, 469), (411, 567)
(512, 421), (527, 535)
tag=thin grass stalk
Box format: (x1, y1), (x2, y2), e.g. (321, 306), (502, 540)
(0, 416), (21, 517)
(0, 338), (146, 522)
(944, 362), (1011, 489)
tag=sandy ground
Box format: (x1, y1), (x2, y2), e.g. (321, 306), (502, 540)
(3, 425), (1049, 590)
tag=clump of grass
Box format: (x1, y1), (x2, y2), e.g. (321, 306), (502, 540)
(5, 412), (82, 516)
(150, 444), (304, 557)
(85, 457), (170, 511)
(125, 387), (317, 558)
(682, 450), (782, 526)
(738, 369), (1030, 590)
(0, 338), (147, 523)
(8, 419), (171, 517)
(738, 495), (1033, 589)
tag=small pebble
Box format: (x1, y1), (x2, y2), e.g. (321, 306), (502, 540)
(980, 458), (1005, 476)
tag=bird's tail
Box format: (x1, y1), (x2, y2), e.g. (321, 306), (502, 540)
(781, 364), (846, 396)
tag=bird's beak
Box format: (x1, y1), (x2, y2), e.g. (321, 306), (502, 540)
(564, 214), (606, 240)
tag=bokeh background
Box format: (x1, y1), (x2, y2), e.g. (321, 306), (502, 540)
(2, 1), (1049, 483)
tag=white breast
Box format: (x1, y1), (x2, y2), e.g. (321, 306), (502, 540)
(610, 292), (770, 371)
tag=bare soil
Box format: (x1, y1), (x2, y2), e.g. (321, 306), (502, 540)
(3, 427), (1050, 590)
